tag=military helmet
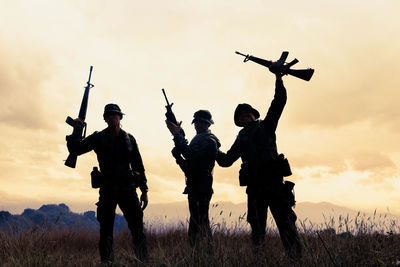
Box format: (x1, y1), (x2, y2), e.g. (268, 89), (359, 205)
(103, 103), (124, 118)
(234, 103), (260, 126)
(191, 110), (214, 125)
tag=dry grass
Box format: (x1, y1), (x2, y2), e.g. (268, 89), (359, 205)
(1, 214), (400, 266)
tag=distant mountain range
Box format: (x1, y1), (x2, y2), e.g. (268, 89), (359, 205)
(1, 202), (399, 233)
(144, 201), (400, 232)
(0, 204), (127, 232)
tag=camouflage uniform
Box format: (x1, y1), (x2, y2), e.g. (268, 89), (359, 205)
(67, 109), (148, 262)
(216, 79), (302, 259)
(172, 110), (221, 247)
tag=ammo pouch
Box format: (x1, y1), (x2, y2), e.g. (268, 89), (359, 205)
(239, 162), (251, 187)
(283, 180), (296, 207)
(277, 153), (292, 177)
(91, 167), (103, 188)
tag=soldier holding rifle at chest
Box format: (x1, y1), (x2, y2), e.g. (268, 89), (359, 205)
(163, 89), (221, 249)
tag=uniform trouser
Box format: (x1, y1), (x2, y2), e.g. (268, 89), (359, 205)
(96, 185), (147, 262)
(247, 192), (302, 260)
(187, 192), (213, 247)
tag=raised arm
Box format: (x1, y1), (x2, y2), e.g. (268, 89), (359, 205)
(262, 75), (287, 132)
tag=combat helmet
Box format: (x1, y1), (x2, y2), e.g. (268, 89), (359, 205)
(191, 110), (214, 125)
(234, 103), (260, 126)
(103, 103), (125, 119)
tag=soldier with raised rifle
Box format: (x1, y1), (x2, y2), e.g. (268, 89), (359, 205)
(67, 104), (149, 264)
(216, 63), (302, 260)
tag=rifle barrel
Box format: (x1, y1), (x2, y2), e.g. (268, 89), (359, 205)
(162, 88), (170, 107)
(235, 51), (247, 57)
(87, 66), (93, 84)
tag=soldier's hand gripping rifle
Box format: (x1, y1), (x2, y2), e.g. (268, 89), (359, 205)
(162, 89), (185, 137)
(65, 66), (94, 168)
(235, 51), (314, 81)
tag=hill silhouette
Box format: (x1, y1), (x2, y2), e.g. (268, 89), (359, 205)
(0, 203), (127, 232)
(1, 202), (399, 233)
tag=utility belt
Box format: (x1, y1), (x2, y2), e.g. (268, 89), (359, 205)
(90, 167), (140, 188)
(238, 153), (292, 187)
(183, 170), (213, 195)
(239, 154), (296, 207)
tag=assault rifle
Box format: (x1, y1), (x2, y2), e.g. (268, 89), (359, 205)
(65, 66), (94, 168)
(162, 88), (185, 137)
(235, 51), (314, 81)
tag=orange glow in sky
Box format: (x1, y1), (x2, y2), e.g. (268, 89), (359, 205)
(1, 1), (400, 215)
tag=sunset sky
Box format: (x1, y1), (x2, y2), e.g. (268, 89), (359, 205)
(1, 0), (400, 215)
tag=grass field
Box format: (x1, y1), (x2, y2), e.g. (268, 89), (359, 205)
(1, 215), (400, 266)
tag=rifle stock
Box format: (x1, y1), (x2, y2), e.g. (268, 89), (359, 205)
(286, 68), (314, 81)
(65, 152), (78, 168)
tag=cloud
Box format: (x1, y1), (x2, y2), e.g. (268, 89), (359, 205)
(350, 151), (398, 185)
(291, 150), (399, 187)
(349, 151), (396, 173)
(0, 41), (55, 130)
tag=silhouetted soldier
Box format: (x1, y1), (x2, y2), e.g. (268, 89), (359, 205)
(67, 104), (148, 264)
(166, 110), (220, 248)
(216, 73), (302, 260)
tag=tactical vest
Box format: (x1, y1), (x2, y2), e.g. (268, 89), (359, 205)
(237, 120), (280, 181)
(93, 129), (136, 184)
(184, 131), (220, 194)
